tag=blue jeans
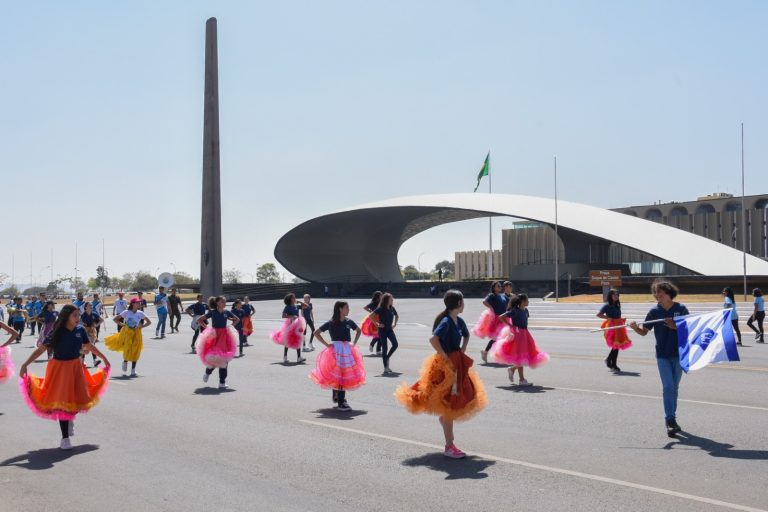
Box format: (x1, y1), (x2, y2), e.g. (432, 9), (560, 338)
(656, 356), (682, 421)
(156, 309), (168, 336)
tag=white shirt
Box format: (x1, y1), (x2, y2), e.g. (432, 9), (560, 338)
(119, 310), (147, 329)
(114, 299), (128, 315)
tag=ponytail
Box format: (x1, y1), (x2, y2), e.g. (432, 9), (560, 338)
(208, 297), (218, 310)
(433, 289), (464, 330)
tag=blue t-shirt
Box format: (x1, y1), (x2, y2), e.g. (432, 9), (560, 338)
(754, 296), (765, 312)
(433, 316), (469, 353)
(242, 304), (255, 316)
(33, 300), (43, 315)
(45, 326), (89, 361)
(73, 299), (86, 312)
(485, 293), (508, 315)
(599, 304), (622, 319)
(25, 302), (36, 316)
(10, 304), (25, 321)
(155, 293), (168, 313)
(283, 305), (300, 317)
(231, 308), (247, 331)
(205, 310), (234, 328)
(373, 306), (398, 329)
(506, 308), (529, 329)
(42, 310), (58, 324)
(643, 302), (689, 358)
(723, 297), (738, 319)
(188, 302), (208, 316)
(301, 303), (313, 321)
(319, 318), (359, 341)
(81, 312), (101, 327)
(91, 300), (104, 316)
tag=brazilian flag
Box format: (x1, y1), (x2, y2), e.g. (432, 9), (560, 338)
(474, 152), (490, 192)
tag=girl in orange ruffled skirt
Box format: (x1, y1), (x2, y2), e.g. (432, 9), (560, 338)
(18, 305), (111, 450)
(396, 290), (487, 458)
(596, 289), (632, 372)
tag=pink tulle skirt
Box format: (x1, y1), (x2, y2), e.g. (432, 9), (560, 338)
(0, 345), (14, 383)
(198, 327), (237, 368)
(493, 326), (550, 368)
(472, 309), (506, 340)
(309, 341), (366, 390)
(37, 322), (54, 347)
(271, 317), (306, 350)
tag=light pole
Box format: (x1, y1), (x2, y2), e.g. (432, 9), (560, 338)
(170, 262), (177, 275)
(418, 252), (426, 277)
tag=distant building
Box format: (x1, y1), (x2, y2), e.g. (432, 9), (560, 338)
(454, 250), (502, 280)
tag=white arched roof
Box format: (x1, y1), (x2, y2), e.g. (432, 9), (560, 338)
(275, 193), (768, 282)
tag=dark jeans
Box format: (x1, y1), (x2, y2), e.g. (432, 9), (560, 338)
(59, 420), (70, 438)
(380, 328), (398, 368)
(29, 321), (37, 335)
(747, 311), (764, 339)
(332, 389), (346, 403)
(170, 310), (182, 330)
(12, 321), (25, 340)
(732, 319), (742, 343)
(369, 336), (382, 353)
(303, 319), (315, 345)
(205, 365), (228, 384)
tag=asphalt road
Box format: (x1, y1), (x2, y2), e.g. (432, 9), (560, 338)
(1, 298), (766, 512)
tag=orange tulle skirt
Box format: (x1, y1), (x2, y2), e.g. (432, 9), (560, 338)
(361, 315), (379, 337)
(395, 351), (487, 422)
(242, 316), (254, 337)
(601, 319), (633, 350)
(19, 358), (110, 421)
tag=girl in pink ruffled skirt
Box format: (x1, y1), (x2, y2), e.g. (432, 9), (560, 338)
(494, 293), (549, 386)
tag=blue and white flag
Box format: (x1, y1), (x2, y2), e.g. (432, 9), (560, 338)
(675, 309), (740, 373)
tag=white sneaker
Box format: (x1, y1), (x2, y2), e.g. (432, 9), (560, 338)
(283, 356), (289, 364)
(121, 361), (127, 373)
(130, 371), (137, 378)
(480, 350), (488, 363)
(203, 373), (210, 383)
(68, 421), (75, 437)
(369, 345), (373, 353)
(302, 346), (309, 352)
(218, 383), (228, 389)
(518, 379), (533, 387)
(309, 345), (315, 352)
(298, 357), (307, 364)
(60, 438), (72, 451)
(507, 367), (515, 384)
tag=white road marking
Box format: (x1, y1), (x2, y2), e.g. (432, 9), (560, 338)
(300, 419), (766, 512)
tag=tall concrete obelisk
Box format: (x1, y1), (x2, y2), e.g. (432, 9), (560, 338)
(200, 17), (222, 298)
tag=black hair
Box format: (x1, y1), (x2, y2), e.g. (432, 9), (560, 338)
(378, 292), (393, 310)
(490, 281), (503, 294)
(507, 293), (528, 310)
(332, 301), (348, 324)
(432, 290), (464, 330)
(723, 287), (735, 301)
(651, 279), (679, 300)
(284, 293), (296, 306)
(606, 289), (621, 308)
(209, 296), (225, 310)
(232, 299), (242, 308)
(753, 288), (763, 297)
(371, 291), (382, 303)
(49, 305), (80, 351)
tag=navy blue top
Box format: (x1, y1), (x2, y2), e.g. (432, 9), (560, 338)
(188, 302), (208, 316)
(505, 308), (529, 329)
(319, 318), (359, 341)
(231, 308), (247, 330)
(81, 312), (101, 327)
(599, 304), (622, 319)
(485, 293), (508, 315)
(364, 300), (378, 311)
(242, 304), (254, 315)
(45, 326), (89, 361)
(301, 303), (313, 320)
(433, 316), (469, 353)
(643, 303), (689, 358)
(42, 310), (58, 324)
(373, 306), (398, 329)
(283, 305), (299, 317)
(205, 310), (235, 328)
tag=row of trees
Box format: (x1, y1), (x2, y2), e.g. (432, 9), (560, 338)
(222, 263), (281, 284)
(401, 260), (455, 281)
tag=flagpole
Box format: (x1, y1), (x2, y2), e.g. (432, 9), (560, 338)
(554, 156), (559, 302)
(741, 123), (747, 302)
(488, 151), (493, 280)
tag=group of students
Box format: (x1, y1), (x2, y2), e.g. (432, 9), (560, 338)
(1, 278), (760, 455)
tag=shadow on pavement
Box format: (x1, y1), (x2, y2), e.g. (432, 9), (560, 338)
(480, 362), (508, 369)
(193, 387), (236, 395)
(269, 362), (308, 367)
(496, 385), (554, 393)
(0, 444), (99, 470)
(313, 408), (368, 420)
(402, 453), (495, 480)
(611, 371), (641, 377)
(373, 372), (403, 378)
(664, 431), (768, 460)
(110, 375), (133, 381)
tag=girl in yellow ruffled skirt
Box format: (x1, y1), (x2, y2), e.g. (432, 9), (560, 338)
(104, 298), (151, 377)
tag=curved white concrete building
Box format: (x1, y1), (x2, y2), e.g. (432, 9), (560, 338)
(275, 193), (768, 283)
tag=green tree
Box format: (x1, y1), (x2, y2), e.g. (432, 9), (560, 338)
(223, 269), (242, 284)
(87, 277), (100, 291)
(1, 285), (20, 297)
(95, 266), (110, 290)
(434, 260), (455, 279)
(22, 286), (47, 296)
(132, 271), (158, 291)
(256, 263), (280, 283)
(172, 272), (199, 285)
(402, 265), (420, 280)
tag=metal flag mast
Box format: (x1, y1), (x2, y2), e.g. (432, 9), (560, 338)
(741, 123), (747, 302)
(488, 151), (493, 279)
(554, 156), (559, 302)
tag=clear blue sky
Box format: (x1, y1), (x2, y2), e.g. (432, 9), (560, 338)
(2, 1), (766, 286)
